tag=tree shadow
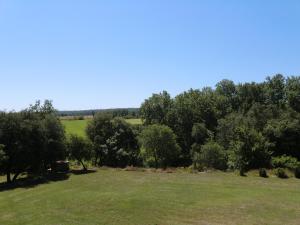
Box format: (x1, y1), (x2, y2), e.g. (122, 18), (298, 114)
(0, 173), (70, 192)
(70, 169), (97, 175)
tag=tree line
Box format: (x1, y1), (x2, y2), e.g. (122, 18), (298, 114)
(1, 74), (300, 183)
(139, 74), (300, 176)
(58, 108), (139, 119)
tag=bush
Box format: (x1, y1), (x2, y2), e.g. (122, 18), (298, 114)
(271, 155), (300, 170)
(139, 124), (180, 169)
(68, 135), (92, 171)
(259, 168), (268, 178)
(192, 141), (227, 171)
(274, 168), (288, 178)
(295, 167), (300, 179)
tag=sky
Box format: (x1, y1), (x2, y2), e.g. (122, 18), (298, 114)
(0, 0), (300, 111)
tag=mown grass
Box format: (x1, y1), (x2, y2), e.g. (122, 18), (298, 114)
(0, 169), (300, 225)
(62, 118), (142, 137)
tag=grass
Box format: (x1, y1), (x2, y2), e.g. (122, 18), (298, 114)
(125, 118), (143, 125)
(0, 169), (300, 225)
(61, 118), (142, 137)
(62, 119), (89, 137)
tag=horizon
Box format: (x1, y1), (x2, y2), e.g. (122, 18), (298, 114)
(1, 0), (300, 111)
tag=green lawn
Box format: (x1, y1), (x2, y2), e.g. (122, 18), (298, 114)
(62, 118), (142, 137)
(1, 169), (300, 225)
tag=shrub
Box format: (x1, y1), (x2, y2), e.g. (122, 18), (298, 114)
(274, 168), (288, 178)
(139, 124), (180, 169)
(67, 135), (92, 171)
(295, 167), (300, 179)
(259, 168), (268, 178)
(271, 155), (300, 170)
(192, 141), (227, 171)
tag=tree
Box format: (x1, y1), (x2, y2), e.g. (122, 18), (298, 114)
(264, 111), (300, 159)
(138, 124), (180, 168)
(0, 101), (66, 183)
(265, 74), (286, 106)
(68, 135), (92, 171)
(86, 114), (139, 167)
(191, 123), (212, 145)
(192, 141), (227, 170)
(236, 82), (266, 112)
(43, 114), (67, 170)
(215, 79), (238, 111)
(167, 88), (218, 165)
(86, 113), (113, 165)
(228, 125), (272, 175)
(105, 118), (139, 167)
(140, 91), (173, 125)
(0, 144), (7, 176)
(286, 76), (300, 112)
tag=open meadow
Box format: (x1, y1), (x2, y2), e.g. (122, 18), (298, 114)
(0, 169), (300, 225)
(61, 118), (142, 137)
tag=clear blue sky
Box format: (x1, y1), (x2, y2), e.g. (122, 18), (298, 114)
(0, 0), (299, 111)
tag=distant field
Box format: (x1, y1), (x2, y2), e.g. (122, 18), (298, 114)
(125, 118), (143, 125)
(1, 169), (300, 225)
(62, 119), (89, 137)
(62, 118), (142, 137)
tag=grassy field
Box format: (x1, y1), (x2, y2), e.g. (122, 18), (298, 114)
(0, 169), (300, 225)
(61, 118), (142, 137)
(62, 119), (89, 137)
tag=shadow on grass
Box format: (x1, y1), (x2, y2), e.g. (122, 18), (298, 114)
(70, 169), (97, 175)
(0, 173), (70, 192)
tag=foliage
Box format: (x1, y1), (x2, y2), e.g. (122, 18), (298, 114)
(295, 167), (300, 179)
(0, 101), (66, 183)
(271, 155), (300, 170)
(274, 168), (288, 179)
(228, 125), (272, 175)
(286, 76), (300, 112)
(191, 123), (212, 145)
(264, 112), (300, 159)
(86, 114), (139, 167)
(138, 124), (180, 168)
(192, 141), (227, 171)
(140, 91), (172, 125)
(67, 135), (92, 170)
(259, 168), (268, 178)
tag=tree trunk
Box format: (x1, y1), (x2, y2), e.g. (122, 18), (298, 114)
(6, 171), (11, 183)
(94, 153), (99, 166)
(80, 160), (87, 171)
(12, 171), (21, 182)
(154, 149), (158, 169)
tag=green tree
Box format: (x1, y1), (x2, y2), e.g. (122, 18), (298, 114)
(86, 113), (113, 165)
(191, 123), (212, 145)
(68, 135), (92, 171)
(286, 76), (300, 112)
(140, 91), (173, 125)
(265, 74), (286, 106)
(228, 126), (272, 175)
(105, 118), (139, 167)
(43, 114), (66, 170)
(87, 115), (139, 167)
(264, 111), (300, 159)
(139, 124), (180, 168)
(0, 101), (66, 183)
(193, 141), (227, 170)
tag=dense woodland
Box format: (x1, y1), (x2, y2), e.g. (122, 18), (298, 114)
(1, 74), (300, 183)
